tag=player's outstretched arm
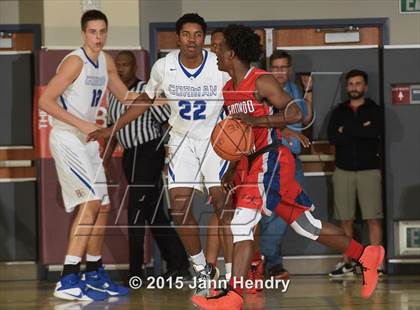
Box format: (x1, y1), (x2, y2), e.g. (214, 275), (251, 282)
(39, 56), (98, 134)
(87, 92), (153, 141)
(88, 55), (164, 141)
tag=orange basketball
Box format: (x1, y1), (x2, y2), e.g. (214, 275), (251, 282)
(211, 118), (254, 161)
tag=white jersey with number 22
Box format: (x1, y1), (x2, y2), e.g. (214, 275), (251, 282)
(144, 49), (229, 140)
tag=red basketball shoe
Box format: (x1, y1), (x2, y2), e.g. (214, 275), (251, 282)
(245, 259), (264, 294)
(358, 245), (385, 298)
(191, 287), (243, 310)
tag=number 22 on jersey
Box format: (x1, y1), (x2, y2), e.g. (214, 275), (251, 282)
(178, 100), (206, 120)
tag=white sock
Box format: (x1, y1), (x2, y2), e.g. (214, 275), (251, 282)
(225, 263), (232, 275)
(64, 255), (82, 265)
(190, 250), (206, 268)
(86, 254), (102, 262)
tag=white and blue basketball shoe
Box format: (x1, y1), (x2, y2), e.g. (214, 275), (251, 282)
(54, 273), (108, 301)
(84, 266), (129, 296)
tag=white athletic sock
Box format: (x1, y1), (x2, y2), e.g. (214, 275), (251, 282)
(64, 255), (82, 265)
(190, 250), (206, 269)
(225, 263), (232, 275)
(86, 254), (102, 262)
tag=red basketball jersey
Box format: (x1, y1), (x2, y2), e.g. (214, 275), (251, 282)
(223, 67), (282, 152)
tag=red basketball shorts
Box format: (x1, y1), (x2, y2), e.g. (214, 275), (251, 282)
(233, 145), (314, 224)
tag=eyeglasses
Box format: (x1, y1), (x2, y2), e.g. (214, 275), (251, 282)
(271, 65), (290, 72)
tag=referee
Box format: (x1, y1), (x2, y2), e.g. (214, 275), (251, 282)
(103, 51), (190, 281)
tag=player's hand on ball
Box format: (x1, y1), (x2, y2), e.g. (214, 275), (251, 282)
(282, 128), (311, 148)
(87, 127), (113, 142)
(231, 113), (255, 126)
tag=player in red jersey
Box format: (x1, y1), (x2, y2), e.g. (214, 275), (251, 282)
(192, 24), (385, 310)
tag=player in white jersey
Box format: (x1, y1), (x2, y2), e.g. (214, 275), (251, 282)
(147, 49), (226, 139)
(39, 10), (132, 301)
(146, 48), (228, 188)
(88, 14), (233, 296)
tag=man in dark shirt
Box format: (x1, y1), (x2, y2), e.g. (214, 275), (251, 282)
(327, 69), (384, 277)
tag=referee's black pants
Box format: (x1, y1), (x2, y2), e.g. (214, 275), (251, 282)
(122, 138), (189, 276)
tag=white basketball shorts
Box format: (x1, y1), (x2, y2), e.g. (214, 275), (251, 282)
(167, 132), (228, 191)
(49, 128), (110, 212)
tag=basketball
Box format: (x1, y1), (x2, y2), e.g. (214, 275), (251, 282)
(210, 118), (254, 161)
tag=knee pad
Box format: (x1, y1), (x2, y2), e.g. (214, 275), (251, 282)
(290, 211), (322, 240)
(230, 208), (262, 243)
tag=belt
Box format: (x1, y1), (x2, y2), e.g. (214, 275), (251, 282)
(247, 139), (283, 171)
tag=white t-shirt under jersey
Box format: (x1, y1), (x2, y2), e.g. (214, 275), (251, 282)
(53, 47), (108, 130)
(144, 49), (229, 140)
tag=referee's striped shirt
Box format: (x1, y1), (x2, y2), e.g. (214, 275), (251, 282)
(107, 79), (171, 149)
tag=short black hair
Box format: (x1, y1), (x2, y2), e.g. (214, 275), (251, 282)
(269, 50), (292, 66)
(81, 10), (108, 31)
(211, 28), (224, 36)
(175, 13), (207, 35)
(116, 50), (136, 65)
(345, 69), (368, 84)
(223, 24), (262, 64)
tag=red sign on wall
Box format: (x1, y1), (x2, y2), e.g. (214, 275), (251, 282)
(392, 85), (411, 105)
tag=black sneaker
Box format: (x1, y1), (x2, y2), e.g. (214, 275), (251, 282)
(193, 263), (220, 296)
(329, 262), (355, 278)
(268, 264), (289, 280)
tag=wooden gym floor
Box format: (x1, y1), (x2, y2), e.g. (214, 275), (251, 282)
(1, 275), (420, 309)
